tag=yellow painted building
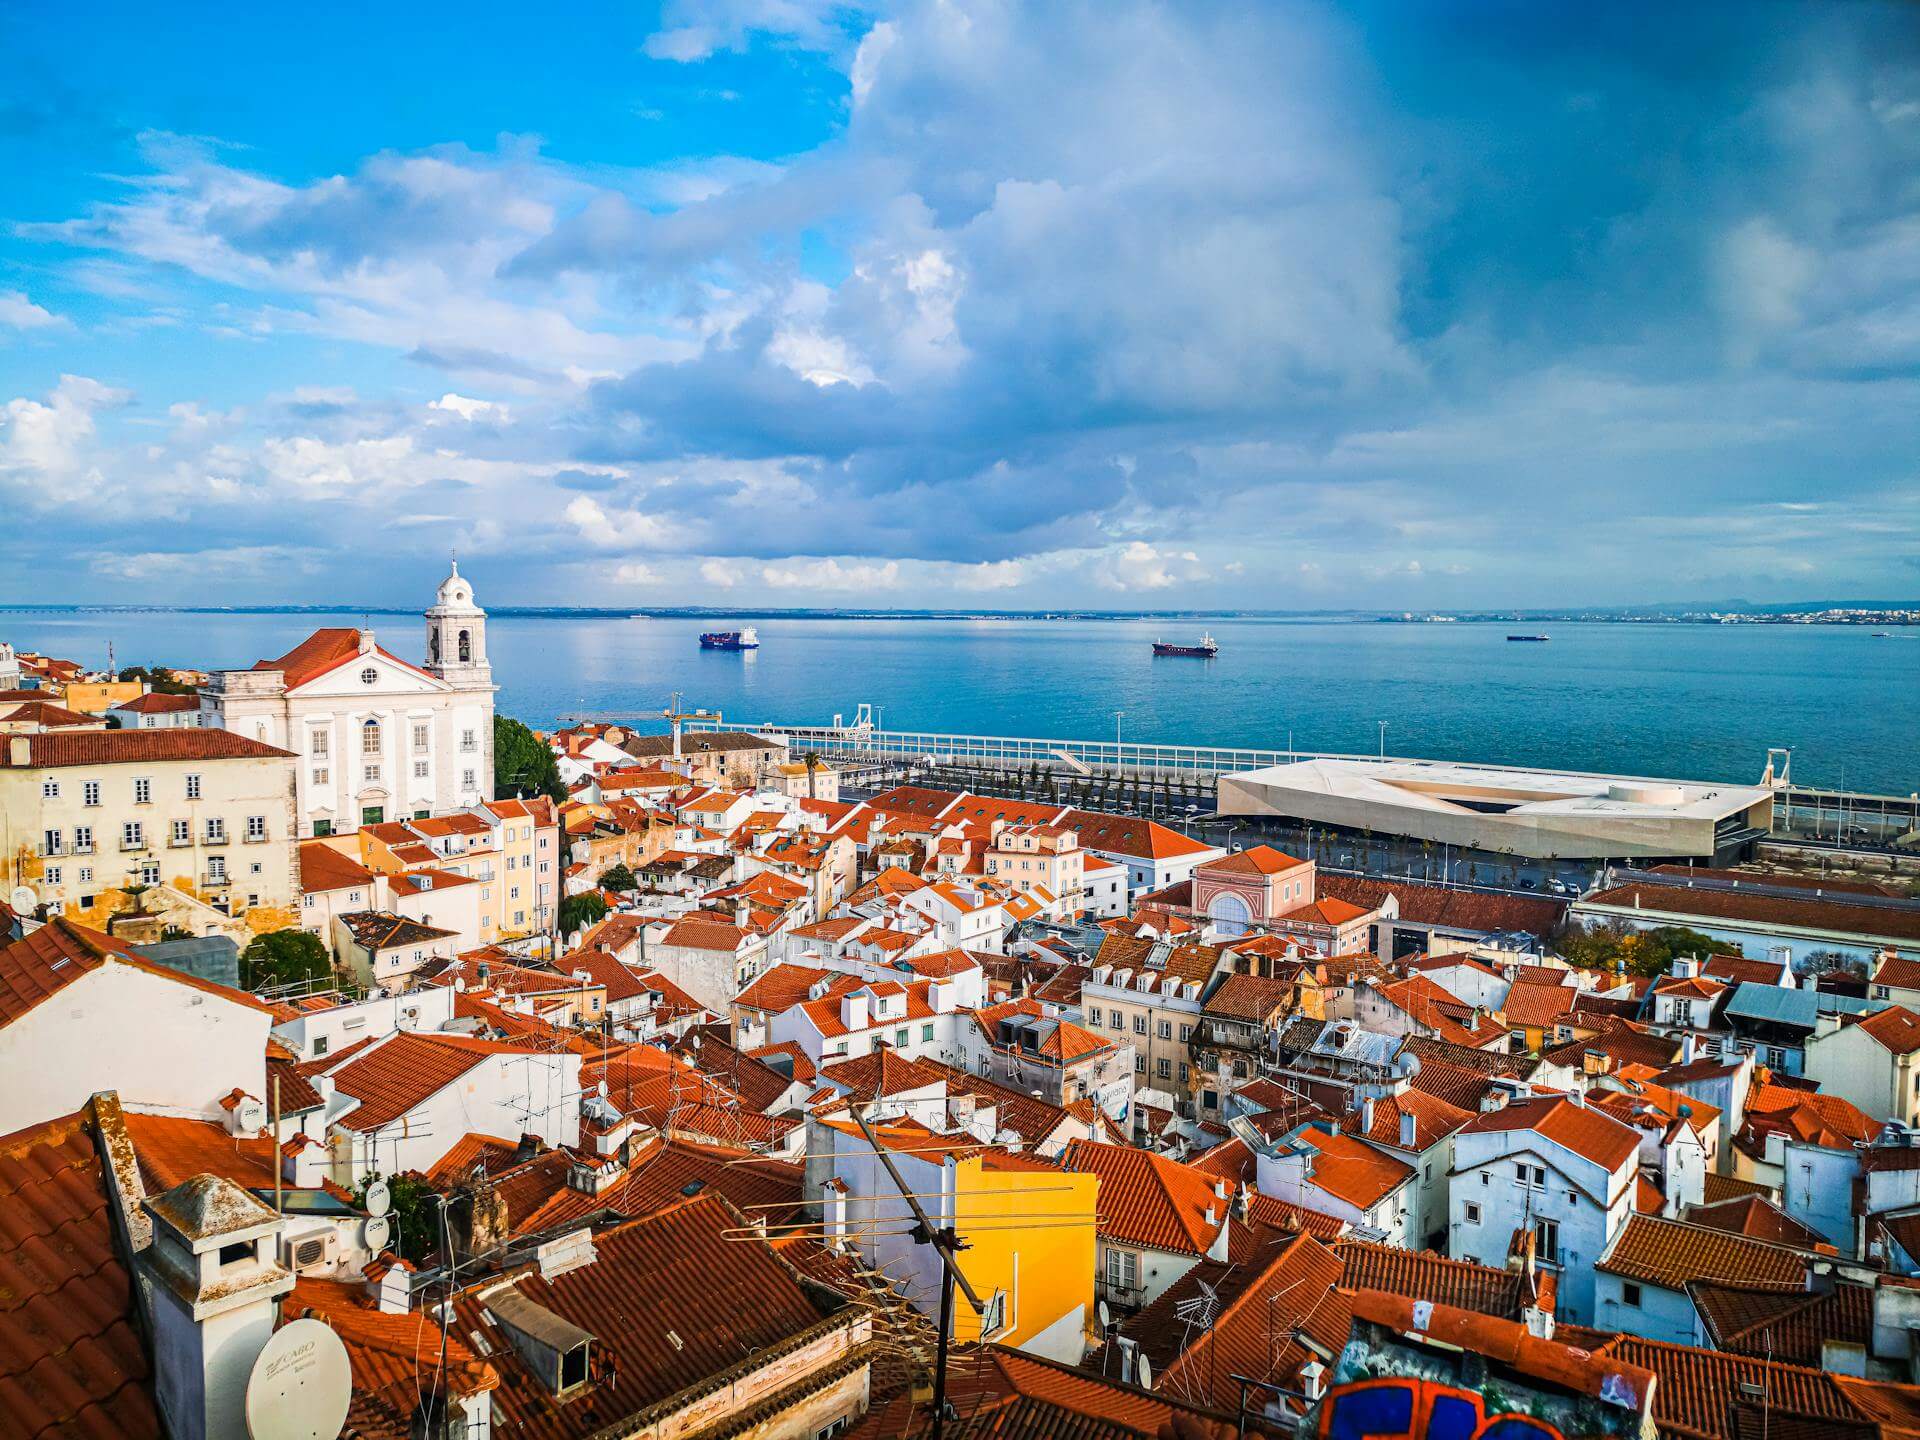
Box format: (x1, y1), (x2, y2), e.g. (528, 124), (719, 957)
(950, 1152), (1097, 1352)
(57, 680), (146, 715)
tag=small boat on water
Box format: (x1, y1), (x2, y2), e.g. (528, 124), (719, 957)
(700, 627), (760, 651)
(1153, 633), (1219, 658)
(1507, 634), (1550, 643)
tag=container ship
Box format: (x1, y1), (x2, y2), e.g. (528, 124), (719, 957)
(699, 627), (760, 650)
(1153, 633), (1218, 658)
(1506, 634), (1550, 642)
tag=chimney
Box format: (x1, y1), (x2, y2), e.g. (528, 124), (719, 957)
(1399, 1110), (1417, 1150)
(7, 735), (28, 766)
(1234, 1181), (1251, 1222)
(1672, 956), (1694, 980)
(138, 1175), (295, 1440)
(358, 629), (376, 655)
(1681, 1032), (1697, 1064)
(1360, 1097), (1377, 1135)
(1299, 1360), (1327, 1403)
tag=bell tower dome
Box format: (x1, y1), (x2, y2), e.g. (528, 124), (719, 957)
(424, 559), (491, 688)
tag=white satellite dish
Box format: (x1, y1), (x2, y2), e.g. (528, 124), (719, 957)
(245, 1317), (351, 1440)
(1097, 1300), (1110, 1331)
(363, 1178), (391, 1218)
(8, 886), (34, 915)
(236, 1097), (268, 1133)
(1135, 1354), (1152, 1390)
(362, 1214), (392, 1253)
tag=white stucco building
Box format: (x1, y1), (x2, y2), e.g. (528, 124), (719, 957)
(202, 564), (496, 837)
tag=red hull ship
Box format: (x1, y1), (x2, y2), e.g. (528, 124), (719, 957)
(1152, 633), (1218, 658)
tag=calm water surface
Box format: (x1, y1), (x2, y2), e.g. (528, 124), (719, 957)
(3, 610), (1914, 794)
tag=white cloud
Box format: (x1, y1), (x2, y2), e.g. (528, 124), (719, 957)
(1097, 541), (1207, 592)
(428, 392), (508, 422)
(612, 561), (662, 585)
(563, 494), (677, 549)
(91, 544), (322, 582)
(0, 290), (67, 330)
(761, 555), (902, 590)
(700, 558), (743, 588)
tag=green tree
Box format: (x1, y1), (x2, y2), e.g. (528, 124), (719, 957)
(241, 928), (332, 991)
(353, 1172), (443, 1263)
(559, 892), (609, 938)
(494, 714), (566, 804)
(117, 664), (196, 695)
(1559, 922), (1739, 979)
(600, 862), (638, 893)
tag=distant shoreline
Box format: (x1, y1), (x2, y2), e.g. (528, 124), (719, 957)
(0, 603), (1915, 626)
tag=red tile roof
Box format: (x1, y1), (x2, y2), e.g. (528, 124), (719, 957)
(1321, 873), (1568, 935)
(283, 1277), (497, 1423)
(1199, 843), (1305, 876)
(254, 626), (438, 690)
(297, 840), (376, 892)
(1060, 1139), (1232, 1256)
(1587, 882), (1920, 945)
(1157, 1234), (1350, 1410)
(660, 917), (753, 952)
(327, 1031), (537, 1132)
(451, 1195), (842, 1439)
(1290, 1126), (1415, 1209)
(111, 691), (201, 713)
(1062, 810), (1218, 860)
(1334, 1236), (1555, 1319)
(0, 916), (271, 1030)
(0, 1101), (162, 1439)
(1587, 1333), (1870, 1440)
(0, 726), (292, 767)
(1858, 1005), (1920, 1054)
(121, 1112), (280, 1193)
(1460, 1093), (1641, 1172)
(1598, 1213), (1811, 1292)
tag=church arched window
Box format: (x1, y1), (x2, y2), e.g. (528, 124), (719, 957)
(429, 630), (440, 662)
(458, 629), (472, 663)
(362, 719), (381, 755)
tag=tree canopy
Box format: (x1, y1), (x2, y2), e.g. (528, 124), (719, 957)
(600, 862), (638, 893)
(240, 928), (332, 992)
(1558, 922), (1740, 979)
(559, 892), (609, 939)
(494, 714), (566, 804)
(117, 665), (197, 694)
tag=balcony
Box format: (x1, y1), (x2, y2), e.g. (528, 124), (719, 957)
(120, 838), (149, 853)
(201, 870), (230, 888)
(203, 832), (229, 847)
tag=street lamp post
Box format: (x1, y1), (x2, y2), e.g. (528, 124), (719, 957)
(1377, 720), (1388, 760)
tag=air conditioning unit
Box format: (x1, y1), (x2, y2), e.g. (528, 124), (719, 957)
(282, 1228), (338, 1272)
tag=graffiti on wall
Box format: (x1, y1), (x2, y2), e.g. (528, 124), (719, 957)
(1317, 1379), (1567, 1440)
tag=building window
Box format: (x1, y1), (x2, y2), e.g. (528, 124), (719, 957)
(122, 821), (144, 849)
(1105, 1248), (1139, 1292)
(1535, 1218), (1561, 1264)
(1133, 1015), (1147, 1036)
(462, 769), (476, 788)
(171, 819), (190, 846)
(205, 817), (226, 843)
(922, 1024), (934, 1041)
(78, 867), (91, 884)
(246, 815), (266, 842)
(43, 865), (61, 886)
(139, 861), (160, 885)
(207, 856), (227, 882)
(1515, 1162), (1546, 1190)
(41, 829), (62, 856)
(412, 722), (430, 752)
(1134, 1053), (1146, 1073)
(361, 806), (384, 826)
(1179, 1024), (1192, 1043)
(133, 777), (152, 805)
(1464, 1202), (1482, 1224)
(461, 728), (477, 753)
(360, 667), (378, 685)
(185, 773), (201, 800)
(312, 767), (329, 785)
(40, 779), (58, 799)
(1158, 1020), (1172, 1039)
(364, 765), (381, 784)
(413, 760), (429, 779)
(1108, 1008), (1123, 1028)
(311, 729), (329, 758)
(362, 720), (381, 754)
(72, 826), (92, 854)
(1179, 1062), (1189, 1082)
(83, 780), (100, 806)
(1157, 1058), (1171, 1079)
(313, 819), (333, 837)
(1622, 1283), (1642, 1307)
(1202, 1088), (1219, 1110)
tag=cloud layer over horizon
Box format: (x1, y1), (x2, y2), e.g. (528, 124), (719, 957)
(2, 0), (1917, 608)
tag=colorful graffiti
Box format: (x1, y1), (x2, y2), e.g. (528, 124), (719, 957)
(1317, 1379), (1567, 1440)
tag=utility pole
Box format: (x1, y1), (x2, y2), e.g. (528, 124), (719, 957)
(851, 1109), (999, 1440)
(1377, 720), (1387, 759)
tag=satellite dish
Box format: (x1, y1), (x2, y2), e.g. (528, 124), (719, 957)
(1136, 1355), (1152, 1390)
(1097, 1300), (1111, 1331)
(236, 1098), (268, 1133)
(245, 1317), (351, 1440)
(362, 1214), (392, 1253)
(8, 886), (33, 915)
(363, 1178), (391, 1218)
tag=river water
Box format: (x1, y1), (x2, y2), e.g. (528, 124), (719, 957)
(3, 609), (1914, 794)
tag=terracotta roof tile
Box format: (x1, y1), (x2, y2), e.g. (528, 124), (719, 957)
(1460, 1093), (1641, 1172)
(1858, 1004), (1920, 1055)
(1587, 882), (1920, 945)
(1590, 1333), (1867, 1440)
(1334, 1236), (1554, 1319)
(0, 916), (271, 1030)
(328, 1031), (537, 1132)
(297, 841), (376, 892)
(0, 1103), (162, 1440)
(0, 727), (292, 767)
(1198, 844), (1305, 876)
(1289, 1126), (1414, 1210)
(1060, 1140), (1229, 1256)
(1599, 1213), (1810, 1292)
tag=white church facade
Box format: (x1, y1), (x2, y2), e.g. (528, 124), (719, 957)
(202, 564), (497, 836)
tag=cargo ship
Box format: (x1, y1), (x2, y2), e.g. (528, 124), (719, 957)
(699, 627), (760, 650)
(1153, 633), (1218, 658)
(1506, 634), (1550, 642)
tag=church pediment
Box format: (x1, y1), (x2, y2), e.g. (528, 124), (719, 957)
(288, 646), (450, 698)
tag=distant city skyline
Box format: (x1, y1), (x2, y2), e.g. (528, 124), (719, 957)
(2, 1), (1917, 608)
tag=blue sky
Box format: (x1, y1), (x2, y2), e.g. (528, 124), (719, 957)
(3, 0), (1917, 608)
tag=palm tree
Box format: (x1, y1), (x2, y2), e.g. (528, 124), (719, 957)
(803, 750), (820, 800)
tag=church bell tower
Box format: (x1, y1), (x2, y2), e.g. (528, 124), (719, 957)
(424, 560), (491, 689)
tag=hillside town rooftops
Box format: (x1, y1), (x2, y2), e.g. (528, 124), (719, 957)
(1459, 1094), (1641, 1172)
(1598, 1213), (1812, 1292)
